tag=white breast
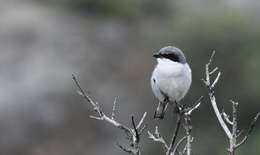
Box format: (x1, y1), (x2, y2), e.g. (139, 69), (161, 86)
(151, 58), (192, 102)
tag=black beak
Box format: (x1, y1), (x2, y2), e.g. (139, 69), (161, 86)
(153, 52), (160, 58)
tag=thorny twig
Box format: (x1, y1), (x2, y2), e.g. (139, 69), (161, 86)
(202, 52), (259, 155)
(72, 74), (147, 155)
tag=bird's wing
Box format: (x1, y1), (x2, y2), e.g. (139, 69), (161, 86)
(151, 77), (168, 102)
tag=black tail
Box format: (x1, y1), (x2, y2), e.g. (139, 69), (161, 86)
(154, 101), (168, 119)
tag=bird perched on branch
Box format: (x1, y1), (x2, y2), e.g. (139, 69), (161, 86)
(151, 46), (192, 119)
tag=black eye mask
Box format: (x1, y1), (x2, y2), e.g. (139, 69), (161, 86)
(161, 53), (179, 62)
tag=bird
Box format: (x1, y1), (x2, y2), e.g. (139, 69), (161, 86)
(151, 46), (192, 119)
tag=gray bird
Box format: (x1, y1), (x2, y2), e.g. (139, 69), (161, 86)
(151, 46), (192, 119)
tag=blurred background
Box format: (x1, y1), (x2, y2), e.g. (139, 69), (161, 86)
(0, 0), (259, 154)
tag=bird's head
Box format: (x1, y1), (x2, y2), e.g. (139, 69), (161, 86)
(153, 46), (187, 64)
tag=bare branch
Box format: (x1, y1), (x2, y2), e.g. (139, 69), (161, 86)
(203, 51), (216, 86)
(202, 52), (232, 139)
(111, 97), (118, 120)
(73, 75), (130, 131)
(72, 74), (146, 155)
(72, 74), (97, 108)
(148, 97), (201, 155)
(154, 126), (161, 137)
(89, 115), (103, 120)
(117, 143), (134, 154)
(148, 126), (169, 150)
(131, 116), (140, 144)
(187, 102), (200, 115)
(137, 112), (147, 129)
(203, 52), (259, 155)
(138, 124), (147, 135)
(184, 110), (195, 155)
(230, 100), (238, 152)
(235, 112), (259, 149)
(222, 111), (233, 126)
(102, 115), (132, 134)
(167, 112), (183, 155)
(181, 137), (193, 155)
(211, 72), (221, 89)
(182, 144), (187, 155)
(209, 67), (219, 75)
(208, 50), (216, 65)
(247, 112), (259, 134)
(171, 136), (187, 155)
(210, 95), (232, 139)
(236, 130), (243, 138)
(185, 96), (202, 115)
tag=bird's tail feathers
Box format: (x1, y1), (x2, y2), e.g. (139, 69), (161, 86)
(154, 101), (168, 120)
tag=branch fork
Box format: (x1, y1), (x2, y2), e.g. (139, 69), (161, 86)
(72, 74), (147, 155)
(148, 97), (202, 155)
(203, 52), (259, 155)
